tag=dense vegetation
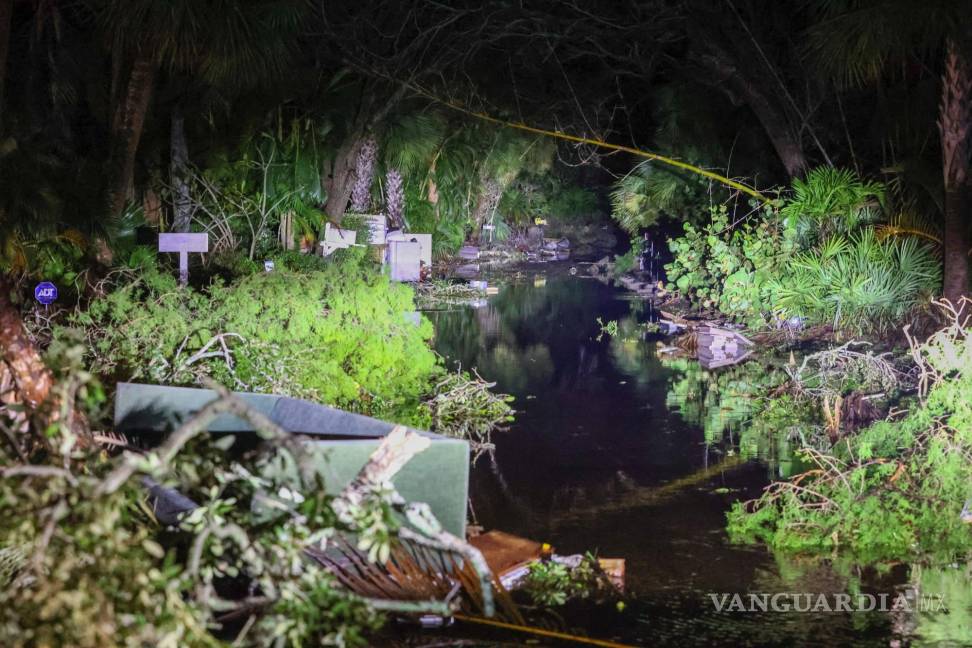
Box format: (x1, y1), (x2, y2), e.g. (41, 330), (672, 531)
(75, 256), (439, 423)
(728, 302), (972, 562)
(1, 0), (970, 645)
(663, 169), (942, 334)
(0, 337), (386, 646)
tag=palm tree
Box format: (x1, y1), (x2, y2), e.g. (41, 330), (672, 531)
(468, 128), (553, 243)
(93, 0), (306, 218)
(808, 0), (971, 304)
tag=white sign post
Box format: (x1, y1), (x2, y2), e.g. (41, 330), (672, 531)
(159, 233), (209, 286)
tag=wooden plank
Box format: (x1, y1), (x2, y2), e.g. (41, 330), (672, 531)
(468, 530), (544, 578)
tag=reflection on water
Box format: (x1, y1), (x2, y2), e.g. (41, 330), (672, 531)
(428, 269), (967, 647)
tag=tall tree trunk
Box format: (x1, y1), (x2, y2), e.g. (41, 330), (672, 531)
(170, 102), (193, 232)
(470, 176), (501, 244)
(350, 136), (379, 213)
(739, 81), (807, 178)
(939, 41), (972, 306)
(321, 84), (409, 222)
(106, 50), (156, 217)
(0, 0), (12, 126)
(699, 43), (807, 179)
(322, 135), (364, 222)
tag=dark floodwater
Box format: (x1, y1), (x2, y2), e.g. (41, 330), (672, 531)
(427, 267), (954, 648)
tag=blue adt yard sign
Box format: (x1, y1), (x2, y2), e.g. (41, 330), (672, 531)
(34, 282), (58, 305)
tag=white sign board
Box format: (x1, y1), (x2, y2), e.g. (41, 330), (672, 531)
(159, 233), (208, 286)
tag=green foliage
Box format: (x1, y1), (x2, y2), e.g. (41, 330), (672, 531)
(907, 565), (972, 645)
(499, 174), (602, 230)
(665, 203), (795, 324)
(71, 261), (439, 424)
(661, 355), (795, 452)
(194, 131), (327, 260)
(806, 0), (963, 88)
(771, 230), (940, 333)
(728, 313), (972, 562)
(0, 339), (384, 647)
(611, 246), (638, 276)
(548, 184), (599, 221)
(497, 186), (533, 226)
(422, 371), (515, 450)
(373, 110), (560, 252)
(596, 317), (620, 340)
(781, 167), (884, 246)
(665, 168), (940, 333)
(522, 555), (614, 607)
(382, 113), (448, 177)
(96, 0), (305, 87)
(611, 161), (712, 233)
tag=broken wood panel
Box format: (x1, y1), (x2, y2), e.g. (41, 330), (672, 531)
(468, 530), (544, 578)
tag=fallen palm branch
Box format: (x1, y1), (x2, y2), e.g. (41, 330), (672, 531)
(785, 340), (906, 399)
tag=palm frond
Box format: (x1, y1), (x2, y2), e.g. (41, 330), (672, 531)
(781, 166), (884, 244)
(875, 208), (943, 246)
(610, 161), (709, 233)
(774, 226), (940, 333)
(807, 0), (959, 87)
(382, 112), (448, 176)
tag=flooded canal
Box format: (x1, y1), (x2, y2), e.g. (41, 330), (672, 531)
(427, 267), (946, 647)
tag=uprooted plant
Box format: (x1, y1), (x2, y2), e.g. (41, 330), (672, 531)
(728, 298), (972, 562)
(414, 280), (486, 308)
(0, 387), (487, 647)
(521, 553), (618, 608)
(0, 293), (495, 646)
(423, 369), (515, 454)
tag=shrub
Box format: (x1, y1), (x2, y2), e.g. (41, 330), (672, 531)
(781, 167), (883, 246)
(665, 203), (795, 325)
(522, 554), (615, 607)
(770, 229), (940, 334)
(664, 169), (940, 333)
(727, 302), (972, 562)
(72, 261), (438, 424)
